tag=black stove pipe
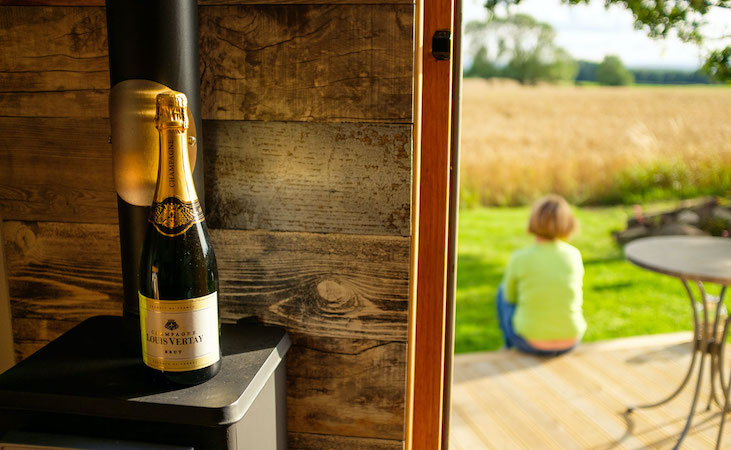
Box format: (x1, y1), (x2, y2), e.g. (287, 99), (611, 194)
(106, 0), (205, 353)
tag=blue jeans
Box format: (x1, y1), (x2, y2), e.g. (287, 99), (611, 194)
(496, 285), (575, 356)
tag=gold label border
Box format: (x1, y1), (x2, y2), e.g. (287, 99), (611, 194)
(143, 352), (219, 372)
(142, 292), (217, 312)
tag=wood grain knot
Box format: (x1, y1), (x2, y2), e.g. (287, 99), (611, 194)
(316, 279), (357, 313)
(5, 222), (37, 255)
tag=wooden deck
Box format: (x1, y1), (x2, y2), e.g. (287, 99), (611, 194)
(450, 332), (731, 449)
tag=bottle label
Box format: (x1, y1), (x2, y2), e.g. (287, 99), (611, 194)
(139, 292), (220, 372)
(150, 196), (204, 237)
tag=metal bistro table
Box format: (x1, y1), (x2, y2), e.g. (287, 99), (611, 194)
(625, 236), (731, 449)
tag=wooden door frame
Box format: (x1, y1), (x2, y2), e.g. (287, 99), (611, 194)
(405, 0), (457, 447)
(442, 0), (462, 444)
(0, 216), (14, 372)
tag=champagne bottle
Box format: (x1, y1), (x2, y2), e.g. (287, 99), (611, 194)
(138, 91), (221, 385)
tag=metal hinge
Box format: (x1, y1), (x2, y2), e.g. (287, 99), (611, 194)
(432, 30), (452, 61)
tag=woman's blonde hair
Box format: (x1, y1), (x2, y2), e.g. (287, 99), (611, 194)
(528, 194), (577, 240)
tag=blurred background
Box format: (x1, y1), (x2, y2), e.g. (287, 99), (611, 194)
(455, 0), (731, 353)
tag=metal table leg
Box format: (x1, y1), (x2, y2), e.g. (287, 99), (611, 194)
(626, 279), (714, 450)
(715, 287), (729, 400)
(626, 341), (698, 412)
(717, 368), (731, 450)
(715, 287), (730, 450)
(706, 286), (727, 411)
(672, 280), (711, 449)
(627, 279), (703, 413)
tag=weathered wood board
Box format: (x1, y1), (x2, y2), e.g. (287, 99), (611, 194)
(0, 117), (117, 224)
(3, 221), (409, 346)
(0, 1), (414, 6)
(11, 317), (83, 344)
(214, 228), (409, 341)
(0, 117), (410, 236)
(287, 334), (406, 440)
(289, 432), (403, 449)
(0, 5), (413, 123)
(0, 6), (109, 118)
(0, 219), (16, 371)
(2, 221), (124, 323)
(10, 317), (80, 362)
(3, 220), (123, 359)
(198, 5), (413, 122)
(203, 0), (412, 4)
(205, 121), (411, 235)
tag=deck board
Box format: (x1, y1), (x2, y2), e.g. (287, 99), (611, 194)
(450, 332), (731, 449)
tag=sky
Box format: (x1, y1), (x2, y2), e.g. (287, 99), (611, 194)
(463, 0), (731, 69)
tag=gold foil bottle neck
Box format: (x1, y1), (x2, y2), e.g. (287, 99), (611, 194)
(110, 80), (197, 207)
(155, 91), (189, 129)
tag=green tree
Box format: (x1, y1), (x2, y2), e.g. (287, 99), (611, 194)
(484, 0), (731, 83)
(703, 47), (731, 84)
(465, 46), (501, 78)
(466, 14), (578, 84)
(547, 48), (579, 82)
(596, 55), (635, 85)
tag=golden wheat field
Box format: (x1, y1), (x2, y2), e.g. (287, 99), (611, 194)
(459, 78), (731, 206)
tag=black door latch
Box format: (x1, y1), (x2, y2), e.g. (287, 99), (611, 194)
(432, 30), (451, 61)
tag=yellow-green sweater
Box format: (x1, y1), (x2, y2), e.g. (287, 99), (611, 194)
(503, 240), (586, 340)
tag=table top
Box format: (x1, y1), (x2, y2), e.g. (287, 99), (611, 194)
(0, 316), (290, 427)
(625, 236), (731, 285)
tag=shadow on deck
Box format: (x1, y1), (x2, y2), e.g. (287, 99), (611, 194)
(450, 332), (730, 449)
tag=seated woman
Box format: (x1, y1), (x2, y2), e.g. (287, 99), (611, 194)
(497, 194), (586, 356)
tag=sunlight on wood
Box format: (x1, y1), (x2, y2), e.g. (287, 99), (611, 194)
(450, 332), (731, 449)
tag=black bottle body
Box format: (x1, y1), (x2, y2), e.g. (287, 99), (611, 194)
(138, 220), (221, 385)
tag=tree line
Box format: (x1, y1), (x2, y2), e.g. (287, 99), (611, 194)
(467, 54), (712, 86)
(482, 0), (730, 83)
(465, 11), (725, 86)
(575, 61), (710, 85)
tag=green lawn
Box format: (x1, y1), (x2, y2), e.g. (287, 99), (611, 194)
(455, 205), (702, 354)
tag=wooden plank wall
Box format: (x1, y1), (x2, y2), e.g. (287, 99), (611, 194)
(0, 3), (413, 448)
